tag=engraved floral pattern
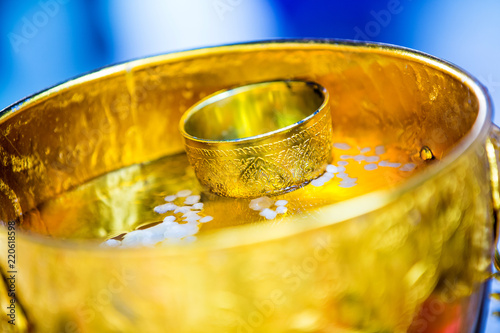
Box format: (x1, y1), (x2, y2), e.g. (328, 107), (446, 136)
(185, 110), (333, 197)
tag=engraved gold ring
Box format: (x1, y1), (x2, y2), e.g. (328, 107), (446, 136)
(179, 80), (333, 198)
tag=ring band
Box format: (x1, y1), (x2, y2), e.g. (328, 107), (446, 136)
(179, 80), (333, 198)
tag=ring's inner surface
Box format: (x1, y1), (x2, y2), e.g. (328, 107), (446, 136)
(183, 81), (325, 141)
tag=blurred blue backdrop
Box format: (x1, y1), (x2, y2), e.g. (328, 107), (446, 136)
(2, 0), (500, 122)
(1, 0), (499, 331)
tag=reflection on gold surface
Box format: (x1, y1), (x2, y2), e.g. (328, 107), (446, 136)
(21, 138), (425, 241)
(0, 40), (496, 332)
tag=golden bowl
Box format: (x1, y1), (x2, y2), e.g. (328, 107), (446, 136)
(0, 40), (498, 333)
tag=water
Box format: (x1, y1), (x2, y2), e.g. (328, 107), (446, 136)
(20, 137), (430, 244)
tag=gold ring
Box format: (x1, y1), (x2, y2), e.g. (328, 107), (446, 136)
(179, 80), (333, 198)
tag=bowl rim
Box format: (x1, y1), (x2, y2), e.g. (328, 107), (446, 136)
(0, 38), (493, 254)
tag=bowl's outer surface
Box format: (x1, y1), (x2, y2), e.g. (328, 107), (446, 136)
(0, 40), (495, 332)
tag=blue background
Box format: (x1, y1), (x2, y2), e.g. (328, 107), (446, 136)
(0, 0), (499, 331)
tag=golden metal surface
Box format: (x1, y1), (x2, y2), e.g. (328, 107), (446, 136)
(0, 40), (496, 332)
(180, 80), (332, 197)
